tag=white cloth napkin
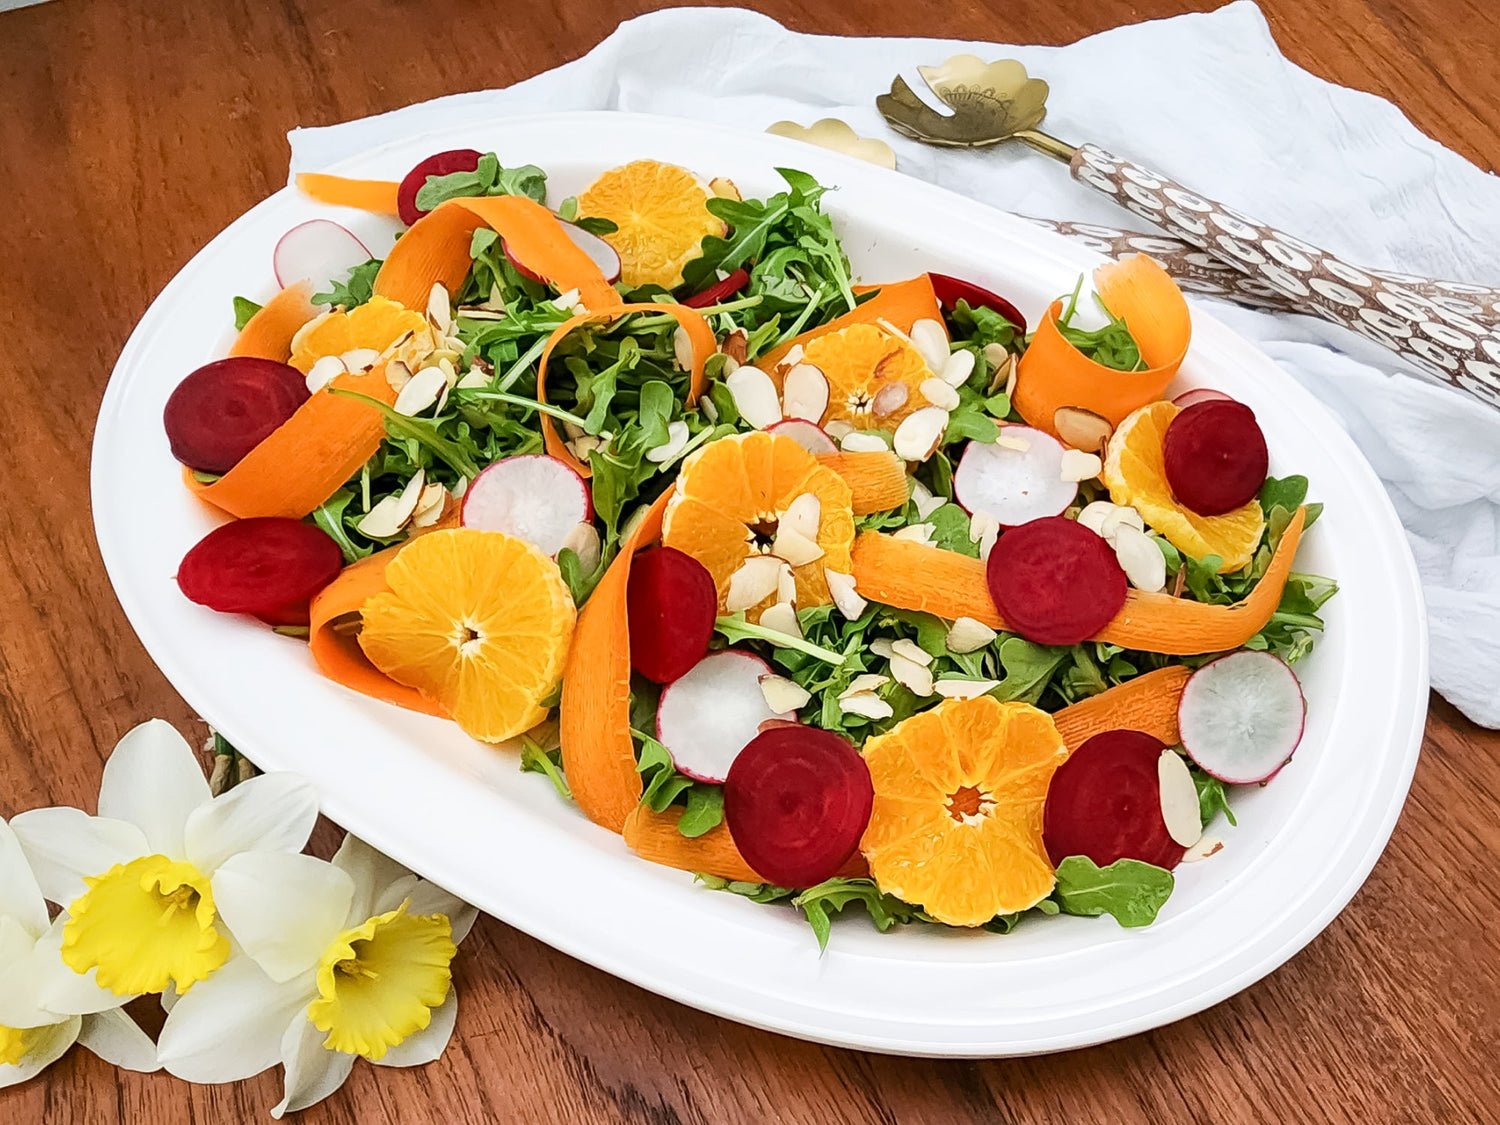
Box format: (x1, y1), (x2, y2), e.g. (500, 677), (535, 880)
(288, 0), (1500, 727)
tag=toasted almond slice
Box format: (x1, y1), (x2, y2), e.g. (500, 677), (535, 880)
(782, 363), (830, 423)
(450, 476), (469, 500)
(1158, 749), (1203, 848)
(908, 318), (949, 373)
(435, 356), (458, 388)
(1076, 500), (1118, 536)
(759, 673), (810, 713)
(701, 396), (719, 422)
(871, 381), (910, 419)
(393, 365), (447, 416)
(1054, 405), (1114, 453)
(919, 377), (960, 411)
(551, 287), (581, 313)
(709, 176), (742, 201)
(339, 347), (380, 372)
(824, 419), (854, 441)
(945, 616), (997, 654)
(1060, 449), (1103, 482)
(982, 342), (1009, 369)
(839, 691), (894, 720)
(725, 555), (785, 612)
(781, 493), (821, 541)
(1113, 524), (1168, 592)
(940, 349), (975, 388)
(306, 354), (346, 394)
(726, 365), (782, 430)
(890, 638), (932, 667)
(568, 434), (602, 461)
(933, 678), (1000, 700)
(673, 325), (694, 371)
(356, 468), (426, 539)
(911, 480), (945, 520)
(891, 523), (935, 546)
(721, 327), (749, 366)
(559, 521), (602, 572)
(841, 431), (890, 453)
(967, 510), (999, 545)
(783, 343), (805, 367)
(1182, 836), (1225, 863)
(995, 430), (1031, 453)
(645, 420), (691, 464)
(889, 652), (935, 696)
(869, 638), (896, 659)
(384, 358), (413, 394)
(839, 673), (890, 699)
(892, 406), (949, 461)
(758, 602), (802, 640)
(409, 482), (449, 529)
(825, 568), (867, 619)
(777, 562), (797, 605)
(1100, 504), (1146, 544)
(771, 525), (824, 567)
(455, 367), (491, 390)
(427, 283), (452, 334)
(986, 350), (1017, 396)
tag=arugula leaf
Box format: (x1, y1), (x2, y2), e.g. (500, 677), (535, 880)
(312, 258), (382, 309)
(992, 637), (1070, 704)
(791, 878), (931, 953)
(311, 489), (371, 564)
(1052, 856), (1174, 927)
(984, 897), (1060, 934)
(415, 152), (548, 211)
(232, 296), (262, 330)
(714, 614), (846, 665)
(1193, 770), (1238, 828)
(693, 874), (796, 903)
(677, 784), (725, 837)
(1048, 278), (1145, 372)
(519, 738), (571, 800)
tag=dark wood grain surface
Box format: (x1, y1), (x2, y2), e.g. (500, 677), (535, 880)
(2, 1), (1497, 1121)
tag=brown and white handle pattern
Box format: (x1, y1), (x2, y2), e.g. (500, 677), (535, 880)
(1059, 142), (1500, 410)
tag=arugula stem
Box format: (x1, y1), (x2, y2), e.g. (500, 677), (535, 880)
(1267, 610), (1325, 629)
(327, 389), (481, 478)
(714, 616), (846, 665)
(495, 337), (548, 392)
(467, 389), (592, 431)
(627, 295), (764, 326)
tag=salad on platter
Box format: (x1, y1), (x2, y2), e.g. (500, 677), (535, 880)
(162, 149), (1335, 947)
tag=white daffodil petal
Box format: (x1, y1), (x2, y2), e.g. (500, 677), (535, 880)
(332, 835), (414, 924)
(156, 955), (316, 1084)
(9, 808), (147, 908)
(0, 1016), (81, 1090)
(0, 919), (49, 1028)
(76, 1007), (160, 1072)
(97, 719), (210, 859)
(0, 819), (47, 937)
(213, 853), (355, 983)
(31, 915), (133, 1017)
(370, 989), (457, 1068)
(273, 1013), (357, 1119)
(403, 882), (479, 944)
(184, 772), (320, 875)
(371, 873), (421, 919)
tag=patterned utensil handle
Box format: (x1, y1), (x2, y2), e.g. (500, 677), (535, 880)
(1067, 142), (1500, 410)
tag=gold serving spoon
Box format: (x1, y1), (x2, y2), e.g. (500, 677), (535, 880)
(877, 56), (1500, 410)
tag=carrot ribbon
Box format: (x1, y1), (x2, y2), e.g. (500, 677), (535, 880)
(1051, 666), (1190, 752)
(229, 280), (318, 363)
(756, 274), (943, 380)
(623, 805), (869, 883)
(294, 173), (401, 217)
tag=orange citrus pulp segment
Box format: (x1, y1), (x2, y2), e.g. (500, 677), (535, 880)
(575, 160), (725, 289)
(288, 296), (429, 375)
(1104, 400), (1265, 573)
(860, 696), (1069, 926)
(661, 432), (854, 622)
(357, 529), (576, 743)
(800, 323), (932, 432)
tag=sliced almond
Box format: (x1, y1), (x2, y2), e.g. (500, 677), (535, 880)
(385, 358), (414, 394)
(908, 318), (949, 373)
(839, 691), (894, 720)
(777, 563), (797, 606)
(1060, 449), (1103, 482)
(1100, 504), (1146, 544)
(869, 638), (896, 659)
(890, 638), (932, 667)
(771, 524), (824, 567)
(305, 354), (346, 394)
(1158, 750), (1203, 847)
(824, 419), (854, 441)
(393, 365), (448, 416)
(982, 342), (1009, 369)
(945, 616), (997, 654)
(995, 430), (1031, 453)
(841, 431), (889, 453)
(725, 555), (785, 613)
(780, 492), (821, 541)
(1112, 524), (1167, 592)
(934, 678), (1000, 700)
(709, 176), (742, 201)
(427, 283), (452, 334)
(726, 365), (782, 430)
(551, 287), (582, 313)
(825, 568), (867, 619)
(357, 468), (426, 539)
(911, 480), (945, 520)
(673, 325), (695, 371)
(559, 522), (602, 572)
(892, 523), (935, 546)
(968, 510), (1000, 558)
(940, 349), (975, 388)
(455, 367), (491, 390)
(839, 674), (890, 699)
(701, 396), (719, 422)
(759, 673), (810, 713)
(645, 420), (691, 464)
(892, 406), (949, 461)
(450, 476), (469, 501)
(435, 356), (458, 388)
(1054, 405), (1114, 453)
(410, 480), (449, 529)
(987, 351), (1017, 397)
(758, 602), (802, 640)
(339, 347), (380, 372)
(782, 343), (805, 367)
(1182, 836), (1225, 863)
(889, 652), (935, 696)
(568, 434), (602, 461)
(870, 381), (909, 419)
(561, 420), (586, 441)
(782, 363), (830, 423)
(721, 328), (749, 366)
(919, 377), (960, 411)
(1076, 500), (1119, 537)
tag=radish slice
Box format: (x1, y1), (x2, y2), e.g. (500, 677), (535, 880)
(178, 518), (343, 616)
(504, 223), (622, 285)
(397, 149), (483, 227)
(929, 272), (1027, 335)
(273, 220), (373, 295)
(683, 268), (750, 308)
(1043, 729), (1186, 870)
(655, 651), (795, 783)
(1163, 400), (1269, 516)
(1178, 651), (1307, 783)
(627, 547), (718, 684)
(461, 455), (592, 556)
(954, 426), (1077, 526)
(724, 726), (873, 888)
(987, 516), (1128, 645)
(1171, 387), (1233, 410)
(765, 419), (837, 454)
(164, 358), (309, 473)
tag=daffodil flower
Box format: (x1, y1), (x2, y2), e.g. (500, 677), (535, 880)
(0, 819), (159, 1087)
(10, 720), (319, 1008)
(156, 833), (477, 1117)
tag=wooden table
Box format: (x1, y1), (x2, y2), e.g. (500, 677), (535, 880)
(2, 0), (1497, 1120)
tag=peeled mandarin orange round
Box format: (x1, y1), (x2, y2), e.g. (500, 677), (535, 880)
(859, 696), (1069, 926)
(357, 529), (576, 743)
(575, 160), (725, 289)
(798, 323), (932, 432)
(661, 432), (854, 623)
(288, 295), (429, 375)
(1103, 400), (1265, 573)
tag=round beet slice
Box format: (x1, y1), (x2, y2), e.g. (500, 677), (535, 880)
(930, 272), (1027, 336)
(397, 148), (483, 227)
(164, 358), (309, 474)
(724, 726), (873, 888)
(178, 518), (343, 616)
(682, 268), (750, 308)
(627, 547), (718, 684)
(986, 516), (1128, 645)
(1043, 729), (1186, 869)
(1163, 399), (1269, 517)
(256, 599), (311, 628)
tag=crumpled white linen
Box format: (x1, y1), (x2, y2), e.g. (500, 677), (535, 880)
(289, 1), (1500, 726)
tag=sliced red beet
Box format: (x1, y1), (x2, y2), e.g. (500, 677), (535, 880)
(682, 268), (750, 308)
(178, 518), (343, 616)
(1163, 399), (1269, 517)
(930, 272), (1027, 335)
(724, 726), (873, 888)
(1043, 729), (1186, 869)
(164, 358), (309, 474)
(986, 516), (1128, 645)
(397, 148), (483, 227)
(627, 547), (718, 684)
(256, 600), (311, 628)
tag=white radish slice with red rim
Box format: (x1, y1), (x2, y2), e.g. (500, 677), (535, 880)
(1177, 650), (1307, 783)
(656, 650), (796, 783)
(953, 425), (1078, 526)
(765, 419), (837, 454)
(1172, 387), (1234, 410)
(504, 222), (622, 284)
(461, 454), (592, 557)
(274, 220), (372, 295)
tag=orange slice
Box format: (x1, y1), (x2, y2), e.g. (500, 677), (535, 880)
(661, 432), (854, 622)
(288, 296), (429, 375)
(800, 324), (932, 432)
(575, 160), (725, 289)
(860, 697), (1069, 926)
(1104, 400), (1265, 573)
(357, 529), (576, 742)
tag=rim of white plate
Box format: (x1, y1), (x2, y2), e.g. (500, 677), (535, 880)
(92, 111), (1428, 1056)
